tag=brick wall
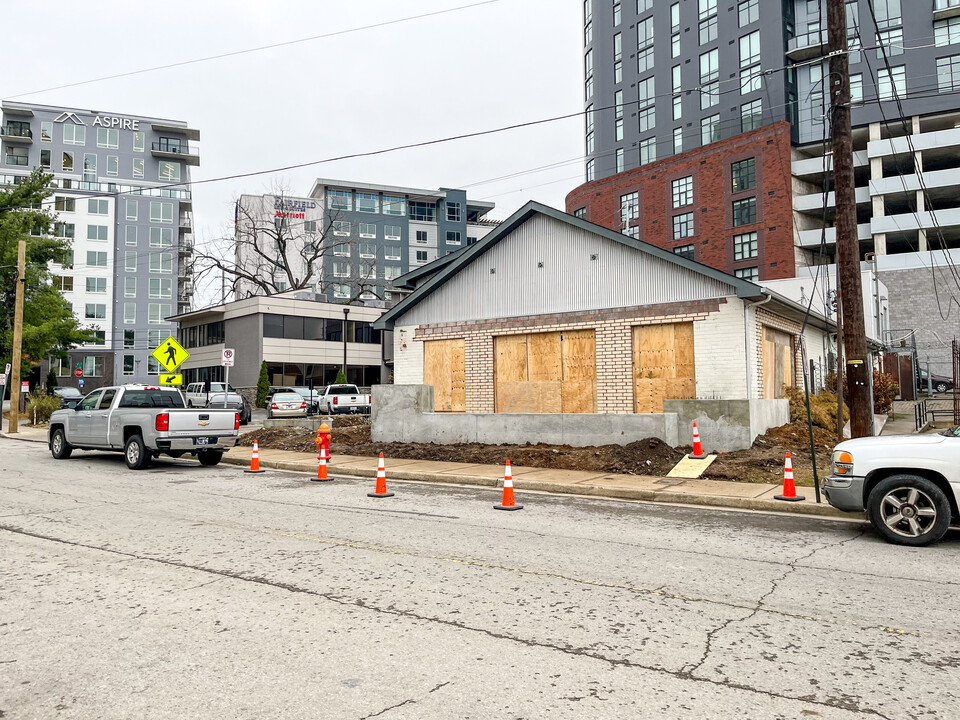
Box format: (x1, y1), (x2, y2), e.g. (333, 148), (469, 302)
(399, 299), (733, 414)
(565, 122), (796, 281)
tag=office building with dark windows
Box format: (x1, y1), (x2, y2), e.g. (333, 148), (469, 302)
(569, 1), (960, 374)
(1, 101), (199, 391)
(234, 180), (499, 305)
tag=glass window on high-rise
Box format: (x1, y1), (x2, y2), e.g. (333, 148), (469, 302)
(620, 191), (639, 233)
(877, 28), (903, 58)
(672, 177), (693, 208)
(935, 17), (960, 47)
(734, 232), (758, 261)
(701, 114), (721, 146)
(616, 148), (625, 173)
(732, 197), (757, 227)
(937, 56), (960, 93)
(878, 65), (906, 100)
(673, 127), (683, 155)
(613, 2), (621, 26)
(673, 212), (694, 240)
(873, 0), (901, 30)
(731, 158), (756, 193)
(638, 77), (656, 132)
(639, 137), (656, 165)
(741, 98), (762, 132)
(638, 17), (654, 73)
(738, 0), (758, 27)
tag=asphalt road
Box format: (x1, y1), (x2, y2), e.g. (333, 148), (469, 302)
(1, 439), (958, 720)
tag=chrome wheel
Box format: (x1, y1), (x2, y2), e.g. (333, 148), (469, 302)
(880, 487), (938, 538)
(126, 441), (141, 466)
(52, 433), (63, 454)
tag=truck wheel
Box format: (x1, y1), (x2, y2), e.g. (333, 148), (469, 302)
(50, 429), (73, 459)
(867, 474), (951, 546)
(124, 434), (151, 470)
(197, 450), (223, 466)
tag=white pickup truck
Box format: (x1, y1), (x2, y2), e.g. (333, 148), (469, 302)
(48, 385), (240, 470)
(823, 428), (960, 546)
(319, 384), (371, 414)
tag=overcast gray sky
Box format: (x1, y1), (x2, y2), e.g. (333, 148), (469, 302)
(4, 0), (584, 301)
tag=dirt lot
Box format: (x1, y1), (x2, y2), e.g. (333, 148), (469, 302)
(239, 416), (836, 486)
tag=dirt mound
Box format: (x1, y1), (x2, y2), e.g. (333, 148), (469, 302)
(239, 419), (837, 487)
(239, 426), (684, 476)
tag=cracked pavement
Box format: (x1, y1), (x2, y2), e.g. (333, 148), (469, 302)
(1, 439), (959, 718)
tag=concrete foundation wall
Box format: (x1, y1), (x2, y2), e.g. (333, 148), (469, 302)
(663, 398), (790, 452)
(373, 385), (681, 447)
(374, 386), (787, 451)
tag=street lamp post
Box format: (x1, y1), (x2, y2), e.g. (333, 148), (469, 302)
(342, 308), (349, 380)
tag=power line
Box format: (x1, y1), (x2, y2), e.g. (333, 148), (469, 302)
(2, 1), (505, 100)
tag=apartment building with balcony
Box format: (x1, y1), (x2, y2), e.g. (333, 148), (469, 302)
(568, 0), (960, 373)
(1, 101), (199, 391)
(234, 180), (498, 304)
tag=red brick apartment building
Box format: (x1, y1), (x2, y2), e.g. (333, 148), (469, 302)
(566, 122), (796, 282)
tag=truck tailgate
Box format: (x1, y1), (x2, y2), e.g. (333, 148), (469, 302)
(166, 409), (236, 435)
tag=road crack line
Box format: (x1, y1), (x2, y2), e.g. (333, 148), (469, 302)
(0, 523), (893, 719)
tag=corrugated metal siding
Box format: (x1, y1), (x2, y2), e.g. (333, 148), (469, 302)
(399, 214), (737, 326)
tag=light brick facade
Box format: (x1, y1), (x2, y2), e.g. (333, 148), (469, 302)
(399, 299), (724, 413)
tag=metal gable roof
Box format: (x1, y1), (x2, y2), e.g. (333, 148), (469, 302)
(374, 201), (771, 330)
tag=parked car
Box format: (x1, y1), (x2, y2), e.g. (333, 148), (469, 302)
(48, 385), (240, 470)
(822, 428), (960, 546)
(291, 386), (324, 414)
(319, 384), (371, 414)
(185, 382), (240, 408)
(265, 386), (298, 407)
(266, 391), (308, 419)
(52, 386), (84, 409)
(916, 368), (955, 394)
(206, 391), (252, 425)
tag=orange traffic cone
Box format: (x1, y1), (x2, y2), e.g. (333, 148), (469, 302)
(688, 422), (708, 460)
(494, 460), (523, 511)
(367, 453), (394, 498)
(244, 440), (265, 474)
(313, 445), (330, 482)
(775, 452), (805, 502)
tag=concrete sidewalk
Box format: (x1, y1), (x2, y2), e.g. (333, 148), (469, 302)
(0, 421), (854, 519)
(223, 446), (855, 519)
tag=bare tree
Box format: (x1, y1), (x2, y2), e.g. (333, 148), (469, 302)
(193, 186), (385, 305)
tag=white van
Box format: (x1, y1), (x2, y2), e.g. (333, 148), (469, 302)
(185, 382), (233, 408)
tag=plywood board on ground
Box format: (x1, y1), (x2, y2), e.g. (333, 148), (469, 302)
(666, 454), (718, 479)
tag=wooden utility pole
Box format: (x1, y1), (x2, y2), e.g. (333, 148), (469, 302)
(8, 240), (26, 434)
(827, 0), (872, 437)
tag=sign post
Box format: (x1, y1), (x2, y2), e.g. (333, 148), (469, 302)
(221, 349), (235, 409)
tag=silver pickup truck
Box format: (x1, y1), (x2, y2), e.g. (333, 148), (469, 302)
(48, 385), (240, 470)
(320, 384), (372, 414)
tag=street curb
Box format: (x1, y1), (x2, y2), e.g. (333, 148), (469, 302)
(0, 430), (47, 444)
(221, 454), (858, 520)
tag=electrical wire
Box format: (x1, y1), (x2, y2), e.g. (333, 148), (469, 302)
(1, 1), (505, 100)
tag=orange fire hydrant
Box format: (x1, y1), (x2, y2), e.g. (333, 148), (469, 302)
(314, 422), (332, 481)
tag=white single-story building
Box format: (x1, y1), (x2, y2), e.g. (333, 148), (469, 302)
(372, 202), (839, 451)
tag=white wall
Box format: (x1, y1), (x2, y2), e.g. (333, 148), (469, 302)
(393, 324), (424, 384)
(694, 299), (748, 400)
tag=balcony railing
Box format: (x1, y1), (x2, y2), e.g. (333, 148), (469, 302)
(151, 141), (199, 156)
(2, 125), (32, 140)
(179, 211), (193, 229)
(178, 235), (194, 255)
(786, 29), (829, 61)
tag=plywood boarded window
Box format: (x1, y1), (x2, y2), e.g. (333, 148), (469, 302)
(423, 338), (466, 412)
(494, 330), (596, 413)
(633, 322), (696, 413)
(762, 326), (795, 399)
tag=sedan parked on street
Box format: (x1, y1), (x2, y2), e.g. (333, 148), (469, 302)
(266, 392), (308, 419)
(917, 368), (955, 394)
(53, 386), (84, 409)
(207, 391), (252, 425)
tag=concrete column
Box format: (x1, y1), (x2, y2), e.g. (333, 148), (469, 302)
(874, 233), (887, 255)
(918, 227), (928, 252)
(916, 190), (925, 213)
(869, 122), (881, 141)
(912, 116), (921, 135)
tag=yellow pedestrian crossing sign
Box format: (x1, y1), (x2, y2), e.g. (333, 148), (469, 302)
(151, 336), (190, 373)
(159, 373), (183, 386)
